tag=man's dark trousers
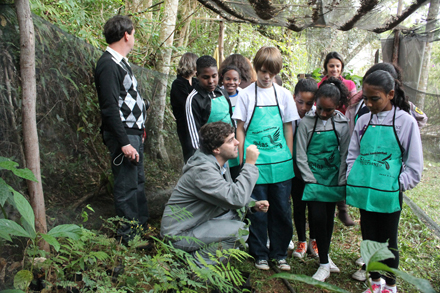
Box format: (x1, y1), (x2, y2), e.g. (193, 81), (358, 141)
(103, 131), (149, 243)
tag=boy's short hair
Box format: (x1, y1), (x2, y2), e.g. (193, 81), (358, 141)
(197, 55), (218, 73)
(294, 78), (318, 96)
(103, 15), (133, 45)
(253, 46), (282, 75)
(199, 122), (234, 154)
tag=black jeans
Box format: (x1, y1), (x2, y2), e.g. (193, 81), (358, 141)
(103, 131), (149, 243)
(360, 208), (401, 285)
(308, 201), (336, 264)
(291, 177), (315, 242)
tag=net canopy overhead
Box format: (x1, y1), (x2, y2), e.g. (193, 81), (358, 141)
(198, 0), (429, 33)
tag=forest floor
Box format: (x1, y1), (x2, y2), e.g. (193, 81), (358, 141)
(1, 160), (439, 293)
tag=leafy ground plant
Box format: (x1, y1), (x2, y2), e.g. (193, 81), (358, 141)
(0, 157), (82, 292)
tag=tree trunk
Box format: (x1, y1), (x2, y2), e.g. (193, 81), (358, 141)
(15, 0), (49, 252)
(218, 20), (224, 65)
(415, 0), (440, 110)
(146, 0), (179, 162)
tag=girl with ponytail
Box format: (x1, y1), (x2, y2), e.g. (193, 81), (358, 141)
(346, 69), (423, 293)
(346, 63), (427, 134)
(296, 77), (350, 282)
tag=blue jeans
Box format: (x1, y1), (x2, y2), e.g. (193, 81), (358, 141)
(103, 131), (149, 243)
(247, 179), (293, 261)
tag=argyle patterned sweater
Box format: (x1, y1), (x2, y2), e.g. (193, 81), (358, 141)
(95, 50), (146, 147)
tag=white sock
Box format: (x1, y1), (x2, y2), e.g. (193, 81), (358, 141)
(384, 285), (397, 293)
(370, 280), (382, 288)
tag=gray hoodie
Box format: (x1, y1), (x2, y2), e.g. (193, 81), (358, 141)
(346, 106), (423, 191)
(295, 110), (350, 186)
(160, 149), (259, 238)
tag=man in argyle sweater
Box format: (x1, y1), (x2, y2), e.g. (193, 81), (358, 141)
(95, 15), (149, 244)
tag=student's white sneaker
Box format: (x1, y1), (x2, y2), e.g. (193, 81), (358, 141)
(352, 269), (367, 281)
(255, 260), (270, 270)
(312, 266), (330, 282)
(288, 240), (295, 250)
(307, 239), (319, 258)
(275, 259), (291, 271)
(356, 256), (365, 266)
(292, 241), (307, 259)
(362, 283), (383, 293)
(328, 257), (340, 273)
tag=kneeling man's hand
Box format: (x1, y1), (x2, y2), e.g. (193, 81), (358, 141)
(254, 200), (269, 213)
(245, 145), (260, 165)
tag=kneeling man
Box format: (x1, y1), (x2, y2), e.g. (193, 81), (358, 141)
(160, 122), (268, 265)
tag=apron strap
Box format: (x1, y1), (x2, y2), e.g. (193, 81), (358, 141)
(307, 115), (319, 149)
(330, 116), (340, 147)
(391, 106), (404, 155)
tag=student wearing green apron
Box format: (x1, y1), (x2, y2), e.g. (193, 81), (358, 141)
(344, 63), (428, 283)
(233, 47), (299, 271)
(290, 78), (320, 260)
(346, 70), (423, 293)
(186, 55), (234, 160)
(221, 65), (243, 180)
(296, 77), (350, 282)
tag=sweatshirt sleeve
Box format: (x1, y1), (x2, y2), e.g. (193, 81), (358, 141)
(295, 120), (317, 183)
(186, 93), (203, 150)
(96, 59), (130, 146)
(193, 163), (259, 209)
(398, 117), (423, 191)
(346, 121), (362, 177)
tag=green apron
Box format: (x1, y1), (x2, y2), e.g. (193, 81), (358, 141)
(302, 116), (345, 202)
(346, 108), (402, 213)
(244, 84), (294, 184)
(206, 94), (240, 168)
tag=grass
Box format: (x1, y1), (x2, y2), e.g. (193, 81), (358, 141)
(232, 159), (440, 292)
(405, 160), (440, 226)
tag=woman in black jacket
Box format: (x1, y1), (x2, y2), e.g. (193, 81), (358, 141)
(171, 52), (198, 162)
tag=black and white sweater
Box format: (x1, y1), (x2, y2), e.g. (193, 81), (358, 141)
(95, 48), (146, 147)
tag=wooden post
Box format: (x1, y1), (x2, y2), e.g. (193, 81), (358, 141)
(218, 19), (224, 65)
(392, 0), (403, 64)
(375, 49), (380, 64)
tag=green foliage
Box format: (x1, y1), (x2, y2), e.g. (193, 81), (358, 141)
(13, 270), (33, 291)
(0, 157), (83, 291)
(271, 240), (436, 292)
(343, 70), (363, 90)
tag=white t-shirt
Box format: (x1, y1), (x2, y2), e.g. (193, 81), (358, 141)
(232, 82), (299, 130)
